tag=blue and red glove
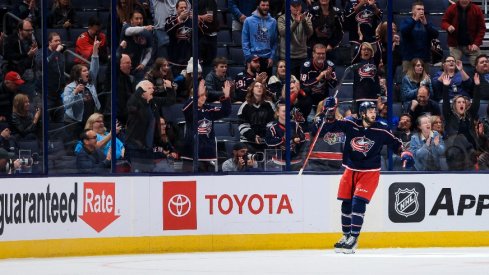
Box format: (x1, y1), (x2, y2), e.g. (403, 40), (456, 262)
(401, 151), (414, 169)
(323, 96), (337, 121)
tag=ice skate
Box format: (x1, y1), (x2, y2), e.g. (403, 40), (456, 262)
(333, 234), (349, 253)
(342, 235), (358, 254)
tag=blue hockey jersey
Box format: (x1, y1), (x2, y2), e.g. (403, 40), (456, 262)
(323, 118), (402, 171)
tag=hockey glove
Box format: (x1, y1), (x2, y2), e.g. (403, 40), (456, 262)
(401, 151), (414, 169)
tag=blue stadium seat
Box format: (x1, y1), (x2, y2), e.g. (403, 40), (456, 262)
(231, 31), (242, 45)
(214, 120), (233, 138)
(438, 31), (448, 50)
(394, 14), (412, 27)
(424, 0), (449, 13)
(217, 45), (228, 59)
(161, 103), (185, 123)
(229, 47), (245, 65)
(97, 11), (110, 28)
(69, 28), (87, 44)
(78, 11), (98, 27)
(227, 65), (244, 79)
(392, 102), (403, 117)
(393, 1), (413, 13)
(217, 0), (227, 11)
(337, 83), (353, 100)
(479, 102), (488, 118)
(217, 30), (232, 44)
(429, 14), (443, 30)
(376, 0), (387, 10)
(17, 140), (40, 154)
(217, 10), (229, 29)
(72, 0), (105, 10)
(97, 65), (108, 85)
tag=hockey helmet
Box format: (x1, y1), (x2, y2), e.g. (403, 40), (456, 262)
(358, 101), (377, 116)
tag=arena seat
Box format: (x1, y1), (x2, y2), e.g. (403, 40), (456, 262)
(227, 65), (244, 79)
(229, 47), (245, 65)
(217, 30), (232, 45)
(161, 103), (185, 123)
(214, 120), (233, 139)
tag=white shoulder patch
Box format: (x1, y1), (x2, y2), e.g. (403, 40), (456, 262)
(379, 121), (387, 126)
(304, 61), (311, 68)
(327, 60), (335, 67)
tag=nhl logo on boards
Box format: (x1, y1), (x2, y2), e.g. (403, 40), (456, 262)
(394, 188), (419, 218)
(389, 182), (425, 223)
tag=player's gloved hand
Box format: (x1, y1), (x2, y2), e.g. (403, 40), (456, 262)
(323, 96), (336, 109)
(401, 151), (414, 169)
(323, 96), (337, 121)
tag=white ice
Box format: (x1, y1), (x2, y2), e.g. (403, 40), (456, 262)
(1, 247), (489, 275)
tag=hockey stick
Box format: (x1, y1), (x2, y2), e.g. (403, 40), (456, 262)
(297, 63), (358, 176)
(298, 119), (325, 176)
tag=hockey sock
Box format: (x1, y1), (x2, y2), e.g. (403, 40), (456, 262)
(341, 200), (352, 235)
(351, 197), (367, 237)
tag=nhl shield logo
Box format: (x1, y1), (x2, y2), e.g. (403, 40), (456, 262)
(394, 188), (419, 218)
(389, 182), (425, 223)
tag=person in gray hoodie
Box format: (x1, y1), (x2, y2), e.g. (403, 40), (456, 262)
(277, 0), (313, 79)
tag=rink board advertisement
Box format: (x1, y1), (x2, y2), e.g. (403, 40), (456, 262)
(0, 174), (488, 257)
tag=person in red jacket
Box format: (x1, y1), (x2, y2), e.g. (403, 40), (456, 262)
(75, 16), (108, 64)
(441, 0), (485, 67)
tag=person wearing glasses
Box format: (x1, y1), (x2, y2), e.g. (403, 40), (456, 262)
(76, 129), (111, 173)
(4, 20), (38, 78)
(432, 56), (472, 101)
(74, 113), (125, 160)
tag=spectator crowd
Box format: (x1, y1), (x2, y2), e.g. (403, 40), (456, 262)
(1, 0), (489, 174)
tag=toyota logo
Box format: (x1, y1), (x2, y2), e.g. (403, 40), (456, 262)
(168, 194), (192, 217)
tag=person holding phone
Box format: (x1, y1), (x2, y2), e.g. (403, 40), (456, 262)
(4, 20), (38, 78)
(62, 38), (101, 141)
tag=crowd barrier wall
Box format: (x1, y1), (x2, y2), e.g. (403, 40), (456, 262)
(0, 174), (488, 258)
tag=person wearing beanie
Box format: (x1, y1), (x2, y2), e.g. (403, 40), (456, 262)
(222, 142), (258, 172)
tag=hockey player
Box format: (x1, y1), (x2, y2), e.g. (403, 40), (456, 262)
(320, 97), (412, 253)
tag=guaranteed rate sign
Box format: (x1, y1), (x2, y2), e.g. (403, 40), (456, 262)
(79, 182), (120, 233)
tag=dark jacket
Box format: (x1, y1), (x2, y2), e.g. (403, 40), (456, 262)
(47, 6), (78, 28)
(204, 70), (227, 102)
(46, 49), (65, 101)
(76, 146), (110, 173)
(117, 69), (135, 126)
(0, 83), (15, 122)
(400, 17), (439, 62)
(126, 87), (175, 150)
(408, 99), (442, 125)
(10, 112), (39, 140)
(442, 84), (480, 150)
(4, 33), (36, 76)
